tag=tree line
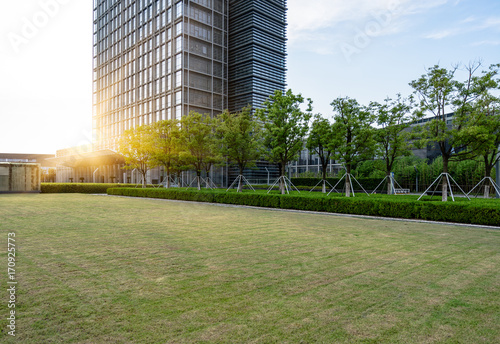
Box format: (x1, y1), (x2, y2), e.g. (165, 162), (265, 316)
(119, 62), (500, 201)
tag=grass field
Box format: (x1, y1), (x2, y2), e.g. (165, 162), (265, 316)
(1, 194), (499, 343)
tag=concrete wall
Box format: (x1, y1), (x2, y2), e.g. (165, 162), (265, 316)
(0, 163), (41, 193)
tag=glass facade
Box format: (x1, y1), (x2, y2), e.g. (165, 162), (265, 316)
(92, 0), (229, 150)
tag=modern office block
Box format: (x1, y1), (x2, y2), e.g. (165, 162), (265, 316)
(228, 0), (287, 112)
(92, 0), (229, 151)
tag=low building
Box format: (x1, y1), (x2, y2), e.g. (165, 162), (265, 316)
(0, 153), (56, 183)
(0, 162), (41, 193)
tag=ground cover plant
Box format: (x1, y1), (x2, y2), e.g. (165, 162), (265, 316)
(1, 194), (499, 343)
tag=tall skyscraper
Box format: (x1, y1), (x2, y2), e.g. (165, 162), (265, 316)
(228, 0), (287, 112)
(93, 0), (229, 150)
(57, 0), (286, 183)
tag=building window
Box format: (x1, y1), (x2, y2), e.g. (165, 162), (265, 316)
(175, 2), (183, 19)
(175, 22), (182, 36)
(175, 54), (182, 70)
(175, 71), (182, 88)
(175, 36), (182, 53)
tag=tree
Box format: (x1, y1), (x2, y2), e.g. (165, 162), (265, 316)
(118, 124), (155, 188)
(306, 114), (335, 193)
(370, 94), (413, 194)
(150, 119), (181, 188)
(330, 97), (375, 197)
(466, 64), (500, 197)
(180, 112), (219, 190)
(256, 89), (312, 194)
(410, 63), (488, 201)
(217, 107), (263, 192)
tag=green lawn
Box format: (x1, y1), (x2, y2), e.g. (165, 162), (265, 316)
(1, 194), (499, 343)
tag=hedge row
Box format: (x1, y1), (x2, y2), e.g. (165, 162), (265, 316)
(41, 183), (157, 194)
(107, 188), (500, 227)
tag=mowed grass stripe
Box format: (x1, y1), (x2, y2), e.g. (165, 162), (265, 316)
(1, 194), (499, 343)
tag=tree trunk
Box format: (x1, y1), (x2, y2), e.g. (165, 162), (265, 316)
(387, 172), (392, 195)
(141, 171), (147, 188)
(166, 167), (171, 188)
(345, 164), (351, 197)
(442, 158), (449, 202)
(322, 165), (327, 193)
(177, 172), (182, 187)
(280, 163), (286, 195)
(484, 165), (493, 198)
(196, 172), (201, 191)
(238, 165), (244, 193)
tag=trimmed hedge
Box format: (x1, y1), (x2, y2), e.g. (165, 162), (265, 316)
(107, 188), (282, 208)
(41, 183), (157, 194)
(107, 188), (500, 227)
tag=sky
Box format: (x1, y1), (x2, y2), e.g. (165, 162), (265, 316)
(0, 0), (499, 154)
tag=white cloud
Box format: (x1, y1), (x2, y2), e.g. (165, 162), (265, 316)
(424, 16), (500, 40)
(287, 0), (452, 56)
(287, 0), (450, 36)
(287, 0), (406, 41)
(479, 17), (500, 30)
(471, 40), (500, 47)
(424, 29), (456, 39)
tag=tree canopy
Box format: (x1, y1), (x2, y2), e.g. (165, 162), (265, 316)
(217, 107), (263, 192)
(370, 94), (414, 193)
(118, 124), (155, 188)
(180, 112), (219, 190)
(306, 114), (335, 193)
(257, 89), (312, 194)
(410, 62), (498, 200)
(150, 119), (181, 188)
(330, 97), (375, 197)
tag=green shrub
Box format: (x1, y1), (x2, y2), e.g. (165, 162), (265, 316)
(41, 183), (157, 194)
(107, 188), (500, 227)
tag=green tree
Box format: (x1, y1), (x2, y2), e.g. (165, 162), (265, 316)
(180, 112), (219, 190)
(257, 89), (312, 194)
(118, 125), (155, 188)
(410, 63), (487, 201)
(466, 64), (500, 196)
(330, 97), (375, 197)
(370, 94), (414, 194)
(150, 119), (181, 188)
(306, 114), (335, 193)
(217, 107), (263, 192)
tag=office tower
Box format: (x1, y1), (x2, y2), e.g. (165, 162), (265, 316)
(92, 0), (229, 151)
(228, 0), (287, 112)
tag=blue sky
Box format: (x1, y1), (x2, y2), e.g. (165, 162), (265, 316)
(1, 0), (499, 154)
